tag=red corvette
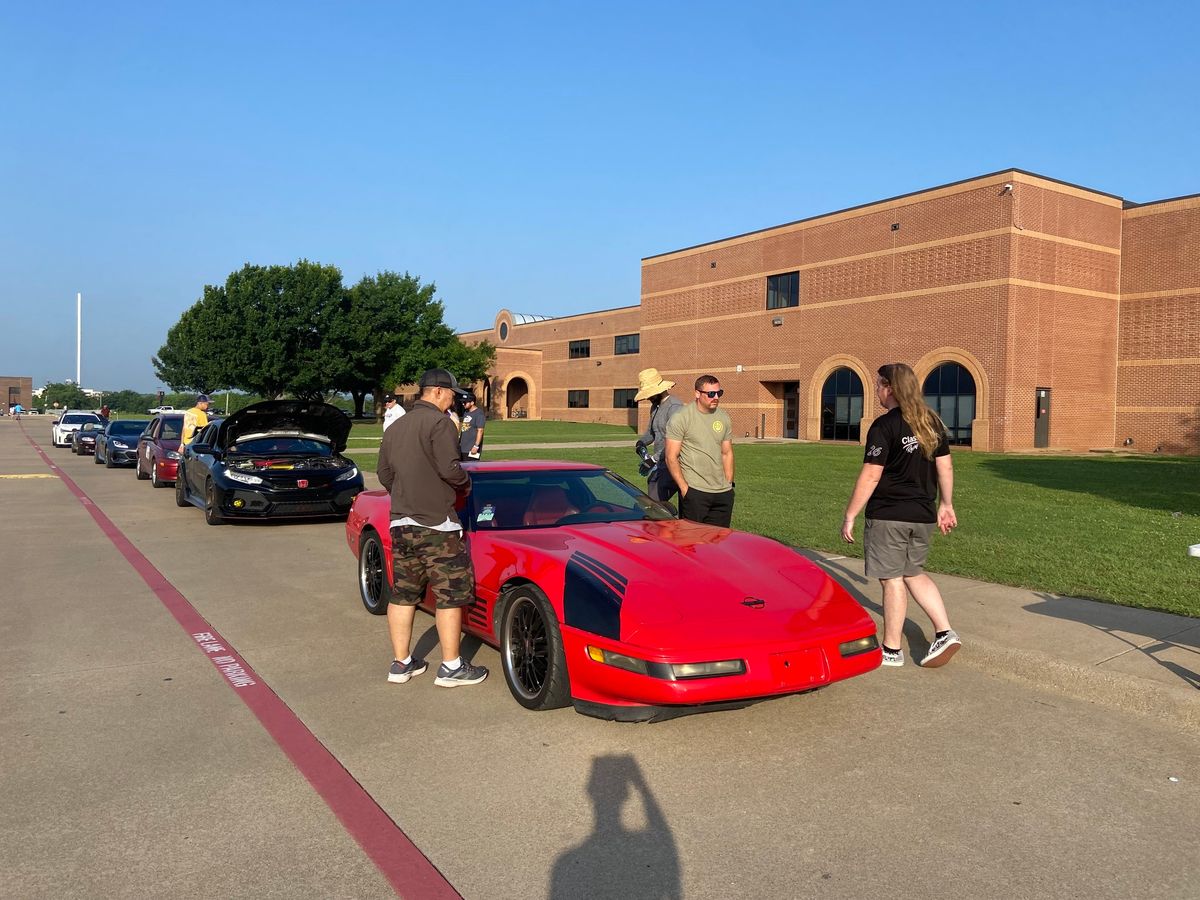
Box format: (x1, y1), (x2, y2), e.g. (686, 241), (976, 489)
(346, 461), (880, 721)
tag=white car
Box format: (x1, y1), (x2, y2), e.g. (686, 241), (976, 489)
(148, 404), (176, 414)
(52, 411), (105, 448)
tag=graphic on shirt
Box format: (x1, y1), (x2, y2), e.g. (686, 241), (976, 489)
(901, 435), (920, 454)
(867, 444), (883, 457)
(712, 421), (724, 433)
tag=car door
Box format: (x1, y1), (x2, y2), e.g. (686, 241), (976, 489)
(186, 423), (216, 493)
(140, 417), (161, 468)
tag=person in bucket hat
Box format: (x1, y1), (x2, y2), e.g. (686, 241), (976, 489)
(634, 368), (684, 503)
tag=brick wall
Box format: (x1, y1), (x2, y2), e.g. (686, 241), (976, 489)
(1117, 196), (1200, 453)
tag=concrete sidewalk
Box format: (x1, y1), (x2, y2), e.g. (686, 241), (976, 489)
(805, 551), (1200, 731)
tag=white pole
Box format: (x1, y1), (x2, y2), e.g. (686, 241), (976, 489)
(76, 292), (82, 385)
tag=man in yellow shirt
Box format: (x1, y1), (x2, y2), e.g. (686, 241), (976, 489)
(182, 394), (212, 445)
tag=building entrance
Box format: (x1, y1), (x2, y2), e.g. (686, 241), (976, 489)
(1035, 387), (1051, 448)
(783, 382), (799, 439)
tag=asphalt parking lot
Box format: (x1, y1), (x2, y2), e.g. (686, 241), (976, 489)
(2, 418), (1197, 900)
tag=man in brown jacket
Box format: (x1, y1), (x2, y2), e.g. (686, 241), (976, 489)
(375, 368), (488, 688)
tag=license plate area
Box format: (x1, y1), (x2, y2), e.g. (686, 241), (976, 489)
(769, 648), (828, 688)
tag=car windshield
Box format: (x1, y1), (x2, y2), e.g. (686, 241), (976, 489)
(468, 469), (676, 530)
(109, 421), (147, 436)
(229, 436), (333, 456)
(62, 414), (100, 425)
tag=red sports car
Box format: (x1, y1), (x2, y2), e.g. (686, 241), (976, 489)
(346, 461), (880, 720)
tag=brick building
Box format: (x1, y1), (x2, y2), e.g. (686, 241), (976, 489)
(1, 376), (33, 413)
(459, 169), (1199, 454)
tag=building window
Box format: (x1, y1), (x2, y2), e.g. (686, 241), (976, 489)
(923, 363), (975, 446)
(766, 271), (799, 309)
(567, 390), (590, 408)
(820, 367), (864, 441)
(613, 388), (638, 408)
(498, 322), (508, 341)
(569, 340), (591, 359)
(614, 334), (640, 355)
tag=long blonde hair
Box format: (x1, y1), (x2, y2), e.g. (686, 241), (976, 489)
(878, 363), (946, 460)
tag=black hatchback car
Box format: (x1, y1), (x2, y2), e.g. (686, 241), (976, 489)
(175, 400), (365, 525)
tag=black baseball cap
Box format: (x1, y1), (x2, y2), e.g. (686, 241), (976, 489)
(419, 368), (460, 390)
(196, 394), (212, 403)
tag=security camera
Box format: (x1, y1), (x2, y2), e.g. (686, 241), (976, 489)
(1001, 183), (1013, 192)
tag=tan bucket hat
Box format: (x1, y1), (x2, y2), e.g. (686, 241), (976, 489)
(634, 367), (676, 402)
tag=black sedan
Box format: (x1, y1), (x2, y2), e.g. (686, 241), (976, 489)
(72, 421), (108, 456)
(95, 419), (151, 467)
(175, 400), (365, 525)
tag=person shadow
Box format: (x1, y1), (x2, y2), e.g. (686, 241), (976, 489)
(549, 754), (681, 900)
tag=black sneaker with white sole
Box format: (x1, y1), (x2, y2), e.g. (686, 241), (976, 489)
(434, 660), (489, 687)
(387, 658), (428, 684)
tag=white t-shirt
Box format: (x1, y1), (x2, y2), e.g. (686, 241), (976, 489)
(382, 404), (406, 431)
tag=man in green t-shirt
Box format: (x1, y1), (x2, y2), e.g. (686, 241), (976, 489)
(664, 375), (735, 527)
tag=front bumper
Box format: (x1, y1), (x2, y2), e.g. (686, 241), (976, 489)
(214, 482), (364, 519)
(561, 625), (881, 713)
(108, 447), (138, 465)
(154, 458), (179, 481)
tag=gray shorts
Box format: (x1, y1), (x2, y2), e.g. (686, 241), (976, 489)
(864, 519), (935, 579)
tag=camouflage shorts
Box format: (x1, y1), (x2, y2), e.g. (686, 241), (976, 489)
(388, 526), (475, 609)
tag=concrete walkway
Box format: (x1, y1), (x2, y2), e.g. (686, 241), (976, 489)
(806, 551), (1200, 731)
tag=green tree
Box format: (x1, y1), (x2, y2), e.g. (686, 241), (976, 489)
(154, 261), (345, 399)
(332, 271), (495, 419)
(41, 381), (89, 410)
(100, 389), (156, 413)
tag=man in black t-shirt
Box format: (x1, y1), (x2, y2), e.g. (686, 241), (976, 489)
(842, 364), (960, 669)
(459, 394), (485, 459)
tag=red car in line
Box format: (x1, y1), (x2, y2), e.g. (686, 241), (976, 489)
(136, 414), (184, 488)
(346, 461), (880, 721)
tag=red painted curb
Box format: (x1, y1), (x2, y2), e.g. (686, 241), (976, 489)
(24, 428), (460, 900)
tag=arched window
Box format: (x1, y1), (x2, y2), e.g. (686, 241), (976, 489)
(923, 363), (976, 446)
(820, 368), (864, 441)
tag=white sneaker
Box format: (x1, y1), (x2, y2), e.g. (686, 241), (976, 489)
(881, 647), (904, 667)
(920, 631), (961, 668)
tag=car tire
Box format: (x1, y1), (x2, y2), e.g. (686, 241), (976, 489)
(204, 479), (224, 525)
(175, 466), (190, 507)
(136, 456), (149, 480)
(151, 459), (164, 488)
(105, 450), (115, 468)
(500, 585), (571, 711)
(357, 531), (391, 615)
(93, 447), (103, 464)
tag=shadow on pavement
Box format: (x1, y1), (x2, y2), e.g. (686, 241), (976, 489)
(796, 550), (932, 658)
(412, 624), (484, 667)
(1024, 593), (1200, 691)
(549, 754), (681, 900)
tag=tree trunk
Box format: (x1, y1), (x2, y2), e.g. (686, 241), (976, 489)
(350, 389), (367, 418)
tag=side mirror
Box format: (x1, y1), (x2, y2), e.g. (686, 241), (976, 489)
(190, 443), (213, 455)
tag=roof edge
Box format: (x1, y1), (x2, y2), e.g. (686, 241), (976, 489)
(642, 167), (1127, 262)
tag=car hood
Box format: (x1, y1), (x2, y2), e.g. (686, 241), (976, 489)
(219, 400), (352, 451)
(489, 519), (872, 649)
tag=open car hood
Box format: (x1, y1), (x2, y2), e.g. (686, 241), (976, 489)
(219, 400), (352, 452)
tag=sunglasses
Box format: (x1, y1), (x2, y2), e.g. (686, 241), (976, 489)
(700, 389), (724, 398)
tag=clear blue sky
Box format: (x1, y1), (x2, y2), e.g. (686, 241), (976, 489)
(2, 1), (1197, 392)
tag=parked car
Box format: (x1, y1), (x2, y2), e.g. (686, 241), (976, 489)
(135, 414), (184, 487)
(51, 411), (105, 448)
(95, 419), (150, 467)
(148, 404), (176, 414)
(72, 421), (106, 455)
(346, 460), (882, 720)
(175, 400), (363, 525)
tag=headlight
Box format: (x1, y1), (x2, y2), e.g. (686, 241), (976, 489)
(669, 659), (746, 679)
(838, 635), (879, 658)
(226, 470), (265, 486)
(586, 645), (649, 675)
(334, 466), (360, 482)
(112, 440), (130, 449)
(166, 451), (181, 460)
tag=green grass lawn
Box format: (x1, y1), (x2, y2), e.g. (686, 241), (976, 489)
(354, 441), (1200, 617)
